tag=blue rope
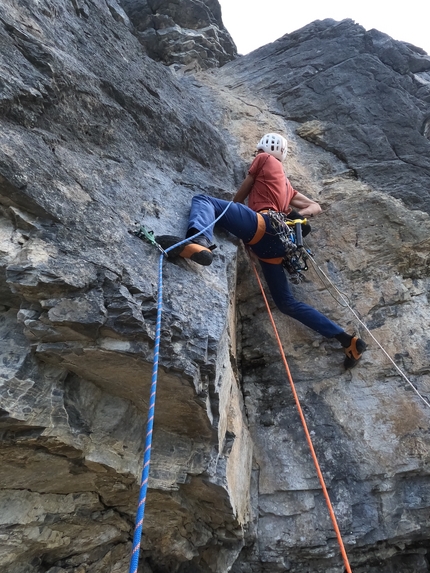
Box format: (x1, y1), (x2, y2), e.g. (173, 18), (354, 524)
(128, 253), (163, 573)
(128, 201), (233, 573)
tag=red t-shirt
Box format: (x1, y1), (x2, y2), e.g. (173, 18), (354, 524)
(247, 152), (297, 213)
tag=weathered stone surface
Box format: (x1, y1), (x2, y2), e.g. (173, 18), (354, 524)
(203, 20), (430, 571)
(118, 0), (237, 69)
(217, 18), (430, 213)
(1, 3), (429, 573)
(0, 1), (250, 571)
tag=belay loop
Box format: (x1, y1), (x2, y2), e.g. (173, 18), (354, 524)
(266, 210), (311, 283)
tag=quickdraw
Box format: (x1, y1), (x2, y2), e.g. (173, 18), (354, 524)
(266, 210), (312, 284)
(131, 223), (167, 256)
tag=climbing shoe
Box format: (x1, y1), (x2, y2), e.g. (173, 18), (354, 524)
(156, 235), (214, 266)
(343, 336), (367, 370)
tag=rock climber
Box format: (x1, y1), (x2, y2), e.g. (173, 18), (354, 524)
(158, 133), (366, 369)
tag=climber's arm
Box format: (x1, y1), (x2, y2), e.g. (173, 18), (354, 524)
(233, 174), (254, 203)
(289, 191), (322, 217)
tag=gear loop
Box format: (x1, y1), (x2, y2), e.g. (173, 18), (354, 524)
(266, 210), (310, 283)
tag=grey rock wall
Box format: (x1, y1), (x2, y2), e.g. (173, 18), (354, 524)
(218, 19), (430, 213)
(1, 3), (430, 573)
(0, 1), (249, 572)
(118, 0), (237, 69)
(214, 20), (430, 572)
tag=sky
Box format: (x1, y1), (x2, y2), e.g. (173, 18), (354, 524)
(218, 0), (430, 56)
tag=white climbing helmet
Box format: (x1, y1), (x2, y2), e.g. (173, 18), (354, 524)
(256, 133), (288, 161)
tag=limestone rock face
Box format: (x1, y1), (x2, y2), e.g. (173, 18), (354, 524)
(118, 0), (237, 69)
(0, 3), (430, 573)
(219, 19), (430, 213)
(0, 1), (249, 572)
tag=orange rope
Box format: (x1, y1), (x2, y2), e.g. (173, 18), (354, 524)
(249, 255), (353, 573)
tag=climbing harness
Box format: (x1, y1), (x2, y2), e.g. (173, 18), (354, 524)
(305, 249), (430, 409)
(128, 202), (233, 573)
(248, 252), (353, 573)
(266, 210), (311, 284)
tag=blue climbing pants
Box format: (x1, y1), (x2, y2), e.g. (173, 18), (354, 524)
(188, 194), (343, 338)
